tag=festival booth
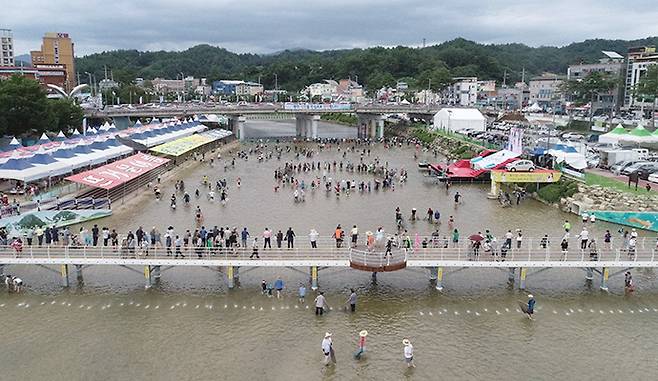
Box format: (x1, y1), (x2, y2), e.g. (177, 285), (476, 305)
(65, 153), (170, 203)
(149, 128), (233, 160)
(598, 124), (628, 145)
(432, 108), (486, 132)
(618, 124), (657, 147)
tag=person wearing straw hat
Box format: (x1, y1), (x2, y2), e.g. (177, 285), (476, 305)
(519, 294), (535, 320)
(321, 332), (335, 365)
(354, 330), (368, 359)
(402, 338), (415, 368)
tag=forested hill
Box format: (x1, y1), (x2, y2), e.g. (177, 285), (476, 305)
(75, 37), (658, 92)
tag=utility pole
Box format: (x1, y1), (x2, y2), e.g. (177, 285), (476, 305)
(521, 67), (525, 84)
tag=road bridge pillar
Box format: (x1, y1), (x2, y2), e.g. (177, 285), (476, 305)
(295, 116), (302, 136)
(436, 267), (444, 291)
(376, 118), (385, 139)
(310, 114), (320, 139)
(310, 266), (318, 290)
(60, 264), (69, 287)
(600, 267), (609, 291)
(518, 267), (527, 290)
(230, 116), (246, 140)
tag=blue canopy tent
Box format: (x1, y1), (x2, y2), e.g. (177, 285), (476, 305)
(0, 158), (34, 170)
(52, 147), (78, 159)
(30, 152), (57, 165)
(38, 133), (51, 145)
(72, 143), (93, 155)
(54, 131), (67, 142)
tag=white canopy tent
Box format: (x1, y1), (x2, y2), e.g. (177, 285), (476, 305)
(433, 108), (486, 132)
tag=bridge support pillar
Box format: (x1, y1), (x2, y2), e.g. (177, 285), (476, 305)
(144, 266), (152, 289)
(519, 267), (527, 290)
(600, 267), (609, 291)
(376, 118), (385, 139)
(357, 114), (385, 139)
(230, 116), (246, 140)
(585, 267), (594, 281)
(152, 265), (161, 280)
(0, 264), (4, 278)
(310, 114), (320, 139)
(60, 264), (69, 287)
(436, 267), (444, 291)
(227, 265), (239, 289)
(310, 266), (318, 290)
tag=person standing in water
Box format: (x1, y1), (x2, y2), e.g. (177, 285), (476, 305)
(346, 288), (357, 312)
(315, 291), (328, 315)
(298, 283), (306, 303)
(526, 294), (535, 320)
(354, 330), (368, 359)
(321, 332), (335, 366)
(403, 338), (415, 368)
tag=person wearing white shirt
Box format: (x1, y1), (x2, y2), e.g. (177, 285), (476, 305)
(309, 229), (319, 248)
(403, 338), (415, 368)
(578, 228), (589, 250)
(321, 332), (333, 365)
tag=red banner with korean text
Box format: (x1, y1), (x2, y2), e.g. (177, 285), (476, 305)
(65, 153), (170, 190)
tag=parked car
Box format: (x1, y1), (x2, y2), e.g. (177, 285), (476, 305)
(621, 161), (652, 176)
(610, 160), (640, 175)
(648, 173), (658, 184)
(506, 160), (536, 172)
(632, 163), (658, 180)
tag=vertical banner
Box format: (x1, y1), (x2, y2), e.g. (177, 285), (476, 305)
(506, 127), (524, 154)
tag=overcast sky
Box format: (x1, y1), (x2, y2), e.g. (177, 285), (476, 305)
(5, 0), (658, 57)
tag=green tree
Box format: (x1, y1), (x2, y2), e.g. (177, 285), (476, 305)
(634, 65), (658, 127)
(48, 98), (83, 133)
(0, 76), (54, 136)
(561, 71), (617, 127)
(415, 67), (452, 91)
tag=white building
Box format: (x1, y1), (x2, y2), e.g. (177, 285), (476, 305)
(306, 80), (338, 100)
(446, 77), (478, 106)
(624, 47), (658, 108)
(0, 29), (14, 67)
(433, 108), (486, 132)
(528, 73), (564, 109)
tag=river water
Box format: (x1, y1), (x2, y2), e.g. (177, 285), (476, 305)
(2, 120), (657, 380)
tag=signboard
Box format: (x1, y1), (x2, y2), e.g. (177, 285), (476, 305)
(283, 102), (352, 111)
(0, 210), (113, 237)
(149, 134), (215, 157)
(66, 153), (169, 190)
(592, 120), (606, 132)
(560, 166), (586, 179)
(491, 170), (561, 183)
(588, 211), (658, 232)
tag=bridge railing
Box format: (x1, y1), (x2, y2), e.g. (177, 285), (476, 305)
(0, 244), (654, 264)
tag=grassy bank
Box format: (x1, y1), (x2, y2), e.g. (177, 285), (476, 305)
(584, 172), (651, 196)
(320, 113), (358, 126)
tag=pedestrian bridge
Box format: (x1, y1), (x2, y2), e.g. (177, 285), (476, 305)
(1, 245), (654, 291)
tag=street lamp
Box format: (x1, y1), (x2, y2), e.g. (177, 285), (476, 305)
(274, 73), (278, 103)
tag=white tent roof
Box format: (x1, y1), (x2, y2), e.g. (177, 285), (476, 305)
(9, 137), (20, 146)
(435, 108), (486, 121)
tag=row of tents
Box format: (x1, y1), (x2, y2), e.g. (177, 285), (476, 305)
(0, 117), (210, 182)
(598, 124), (658, 145)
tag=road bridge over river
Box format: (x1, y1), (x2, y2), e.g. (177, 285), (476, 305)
(84, 103), (441, 140)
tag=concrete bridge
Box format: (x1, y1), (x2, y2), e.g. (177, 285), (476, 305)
(1, 244), (652, 292)
(84, 103), (440, 140)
